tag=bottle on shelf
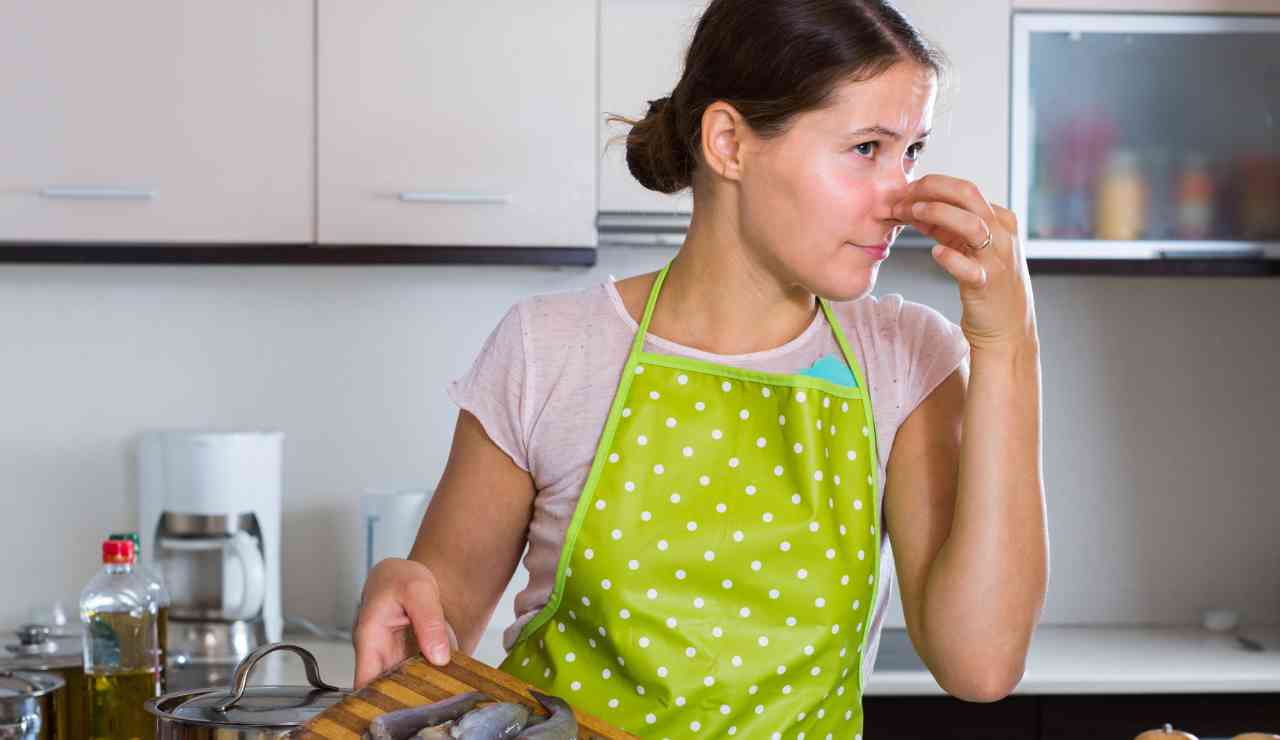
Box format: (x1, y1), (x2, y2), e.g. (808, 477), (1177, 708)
(79, 538), (160, 740)
(1176, 151), (1216, 240)
(1095, 148), (1148, 241)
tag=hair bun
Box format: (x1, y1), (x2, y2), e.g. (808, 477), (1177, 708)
(623, 93), (692, 194)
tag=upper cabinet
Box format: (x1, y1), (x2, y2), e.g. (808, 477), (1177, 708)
(0, 1), (313, 244)
(1011, 12), (1280, 259)
(598, 0), (705, 219)
(5, 2), (1271, 268)
(317, 0), (597, 248)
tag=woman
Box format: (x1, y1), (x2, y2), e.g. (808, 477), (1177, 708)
(354, 0), (1048, 736)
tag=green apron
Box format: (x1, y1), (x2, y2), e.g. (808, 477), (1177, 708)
(501, 263), (882, 739)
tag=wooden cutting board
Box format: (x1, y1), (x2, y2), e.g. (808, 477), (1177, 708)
(297, 650), (640, 739)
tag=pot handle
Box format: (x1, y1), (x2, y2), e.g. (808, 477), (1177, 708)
(214, 642), (341, 713)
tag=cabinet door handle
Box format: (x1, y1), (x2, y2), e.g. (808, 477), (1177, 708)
(397, 191), (511, 205)
(41, 186), (157, 200)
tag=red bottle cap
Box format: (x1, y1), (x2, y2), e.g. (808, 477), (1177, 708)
(102, 539), (135, 565)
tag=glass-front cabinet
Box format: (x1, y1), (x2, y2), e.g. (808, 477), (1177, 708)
(1011, 13), (1280, 260)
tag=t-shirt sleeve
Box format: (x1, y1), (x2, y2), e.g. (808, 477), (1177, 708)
(897, 300), (970, 422)
(446, 304), (531, 472)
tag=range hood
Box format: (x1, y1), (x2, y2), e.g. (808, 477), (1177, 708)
(597, 211), (691, 246)
(596, 211), (936, 248)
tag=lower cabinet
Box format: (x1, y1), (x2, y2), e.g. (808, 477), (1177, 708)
(863, 695), (1039, 739)
(1039, 694), (1280, 739)
(863, 693), (1280, 739)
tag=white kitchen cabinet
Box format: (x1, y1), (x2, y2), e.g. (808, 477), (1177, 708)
(0, 1), (313, 243)
(1014, 0), (1280, 13)
(1012, 12), (1280, 260)
(317, 1), (597, 248)
(598, 0), (706, 217)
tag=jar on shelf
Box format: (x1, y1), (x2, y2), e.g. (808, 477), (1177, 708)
(1095, 149), (1148, 241)
(1175, 152), (1215, 240)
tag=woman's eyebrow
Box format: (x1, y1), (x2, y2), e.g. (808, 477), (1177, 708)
(846, 125), (933, 140)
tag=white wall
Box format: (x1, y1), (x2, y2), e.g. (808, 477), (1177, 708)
(3, 246), (1279, 666)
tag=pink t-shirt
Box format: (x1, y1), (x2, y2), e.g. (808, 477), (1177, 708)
(448, 279), (970, 681)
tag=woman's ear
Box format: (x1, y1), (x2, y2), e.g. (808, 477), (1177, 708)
(699, 101), (747, 182)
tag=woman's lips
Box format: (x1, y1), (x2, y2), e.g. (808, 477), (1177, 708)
(849, 241), (891, 260)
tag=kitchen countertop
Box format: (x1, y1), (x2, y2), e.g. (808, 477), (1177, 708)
(865, 624), (1280, 696)
(261, 625), (1280, 697)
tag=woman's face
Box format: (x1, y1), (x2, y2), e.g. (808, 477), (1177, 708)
(737, 62), (937, 302)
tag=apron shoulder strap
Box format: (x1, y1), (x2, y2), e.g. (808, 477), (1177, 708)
(629, 263), (671, 358)
(818, 297), (870, 394)
(819, 296), (881, 476)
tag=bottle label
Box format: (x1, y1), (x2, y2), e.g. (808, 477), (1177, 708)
(86, 615), (123, 668)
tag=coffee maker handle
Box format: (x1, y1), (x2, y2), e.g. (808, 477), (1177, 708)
(224, 530), (267, 622)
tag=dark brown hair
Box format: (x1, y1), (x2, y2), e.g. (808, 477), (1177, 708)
(608, 0), (949, 194)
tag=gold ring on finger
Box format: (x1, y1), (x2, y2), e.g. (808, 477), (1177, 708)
(971, 219), (993, 251)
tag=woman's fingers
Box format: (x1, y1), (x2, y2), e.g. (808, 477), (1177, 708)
(351, 558), (456, 689)
(896, 200), (991, 252)
(402, 577), (455, 667)
(902, 174), (997, 221)
(353, 595), (413, 689)
(930, 243), (988, 289)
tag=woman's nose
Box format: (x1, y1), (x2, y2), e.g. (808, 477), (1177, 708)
(878, 171), (912, 224)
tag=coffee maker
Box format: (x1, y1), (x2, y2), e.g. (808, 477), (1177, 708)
(138, 431), (284, 672)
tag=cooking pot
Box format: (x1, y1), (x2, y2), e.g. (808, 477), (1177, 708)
(2, 624), (82, 740)
(0, 670), (64, 740)
(146, 643), (347, 739)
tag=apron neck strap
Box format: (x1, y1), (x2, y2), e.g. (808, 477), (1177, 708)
(820, 297), (864, 389)
(630, 262), (670, 357)
(631, 261), (862, 390)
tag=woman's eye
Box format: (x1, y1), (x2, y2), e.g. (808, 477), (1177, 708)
(854, 141), (925, 161)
